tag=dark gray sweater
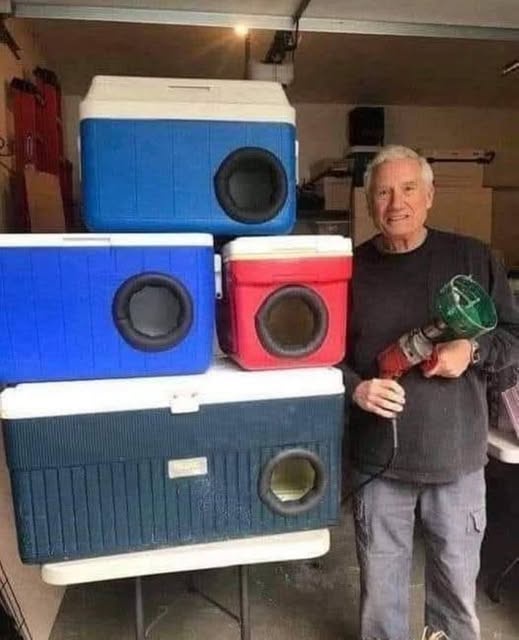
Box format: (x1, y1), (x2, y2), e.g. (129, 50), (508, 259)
(344, 228), (519, 483)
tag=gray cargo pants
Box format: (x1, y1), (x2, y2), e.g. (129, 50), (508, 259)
(352, 469), (486, 640)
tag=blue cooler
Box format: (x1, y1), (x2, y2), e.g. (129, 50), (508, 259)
(0, 233), (214, 383)
(80, 76), (296, 235)
(1, 360), (344, 563)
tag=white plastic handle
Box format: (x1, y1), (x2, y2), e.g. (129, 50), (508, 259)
(214, 254), (222, 299)
(167, 85), (212, 91)
(62, 235), (112, 246)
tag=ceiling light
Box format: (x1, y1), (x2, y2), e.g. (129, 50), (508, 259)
(234, 25), (249, 38)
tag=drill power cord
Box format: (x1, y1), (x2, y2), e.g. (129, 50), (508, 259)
(341, 415), (399, 505)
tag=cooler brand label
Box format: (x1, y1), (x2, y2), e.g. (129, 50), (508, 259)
(168, 457), (208, 479)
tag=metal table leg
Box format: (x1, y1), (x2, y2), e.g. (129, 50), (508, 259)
(187, 565), (252, 638)
(135, 576), (145, 640)
(239, 565), (250, 640)
(135, 566), (252, 638)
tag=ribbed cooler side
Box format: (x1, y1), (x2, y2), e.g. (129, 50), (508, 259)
(3, 395), (343, 563)
(80, 119), (296, 234)
(224, 260), (351, 370)
(0, 245), (214, 383)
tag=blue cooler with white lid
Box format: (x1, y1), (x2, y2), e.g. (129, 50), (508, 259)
(80, 76), (296, 234)
(0, 233), (214, 383)
(1, 359), (344, 563)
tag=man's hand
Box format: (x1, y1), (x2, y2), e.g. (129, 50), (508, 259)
(422, 339), (472, 378)
(352, 379), (406, 419)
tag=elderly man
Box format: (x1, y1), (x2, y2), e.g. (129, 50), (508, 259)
(343, 145), (519, 640)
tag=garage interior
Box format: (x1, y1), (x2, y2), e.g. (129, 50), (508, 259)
(0, 2), (518, 639)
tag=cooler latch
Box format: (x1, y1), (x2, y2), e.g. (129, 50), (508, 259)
(170, 390), (200, 414)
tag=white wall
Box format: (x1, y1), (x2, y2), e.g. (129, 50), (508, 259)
(296, 103), (519, 182)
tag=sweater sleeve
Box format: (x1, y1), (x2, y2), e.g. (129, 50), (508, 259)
(338, 362), (362, 400)
(339, 271), (363, 400)
(475, 251), (519, 373)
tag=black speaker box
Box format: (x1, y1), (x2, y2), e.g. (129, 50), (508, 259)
(348, 107), (384, 147)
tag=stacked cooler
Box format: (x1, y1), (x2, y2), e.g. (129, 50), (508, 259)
(1, 76), (352, 565)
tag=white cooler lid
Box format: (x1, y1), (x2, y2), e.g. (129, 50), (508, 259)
(0, 359), (344, 419)
(0, 233), (213, 248)
(80, 76), (295, 125)
(222, 235), (352, 262)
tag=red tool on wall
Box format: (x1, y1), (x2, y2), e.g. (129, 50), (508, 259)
(10, 68), (74, 231)
(33, 67), (62, 176)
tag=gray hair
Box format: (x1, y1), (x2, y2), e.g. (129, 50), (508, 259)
(364, 145), (434, 194)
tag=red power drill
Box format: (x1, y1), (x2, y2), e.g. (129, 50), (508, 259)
(377, 321), (446, 380)
(378, 274), (497, 380)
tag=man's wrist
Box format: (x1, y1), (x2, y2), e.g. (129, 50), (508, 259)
(469, 338), (481, 365)
(351, 379), (365, 405)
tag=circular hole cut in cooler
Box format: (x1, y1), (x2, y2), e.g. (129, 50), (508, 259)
(259, 449), (327, 516)
(113, 272), (193, 352)
(214, 147), (288, 224)
(255, 285), (328, 358)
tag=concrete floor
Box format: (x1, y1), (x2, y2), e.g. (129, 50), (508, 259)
(49, 462), (519, 640)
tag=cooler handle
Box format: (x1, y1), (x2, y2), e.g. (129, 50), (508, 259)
(170, 391), (200, 414)
(214, 254), (222, 299)
(62, 235), (112, 246)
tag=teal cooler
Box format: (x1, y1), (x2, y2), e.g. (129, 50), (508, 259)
(1, 360), (344, 563)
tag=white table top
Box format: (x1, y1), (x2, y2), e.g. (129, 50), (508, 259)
(488, 428), (519, 464)
(41, 528), (330, 586)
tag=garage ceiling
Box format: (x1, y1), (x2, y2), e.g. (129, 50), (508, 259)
(10, 1), (519, 106)
(18, 18), (519, 107)
(12, 1), (519, 35)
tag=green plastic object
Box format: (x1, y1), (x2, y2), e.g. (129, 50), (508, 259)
(435, 275), (497, 340)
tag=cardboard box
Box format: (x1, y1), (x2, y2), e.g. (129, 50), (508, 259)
(430, 162), (483, 188)
(24, 166), (66, 232)
(352, 189), (377, 245)
(292, 216), (351, 237)
(430, 188), (492, 244)
(352, 188), (369, 218)
(418, 148), (492, 163)
(314, 176), (352, 210)
(483, 150), (519, 188)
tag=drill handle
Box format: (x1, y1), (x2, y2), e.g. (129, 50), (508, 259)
(419, 347), (439, 374)
(377, 342), (412, 379)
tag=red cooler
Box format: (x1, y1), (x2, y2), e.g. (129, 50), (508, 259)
(218, 236), (353, 370)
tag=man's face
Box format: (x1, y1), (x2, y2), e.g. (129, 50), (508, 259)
(368, 158), (434, 244)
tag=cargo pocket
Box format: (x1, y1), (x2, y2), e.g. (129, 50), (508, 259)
(466, 506), (486, 535)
